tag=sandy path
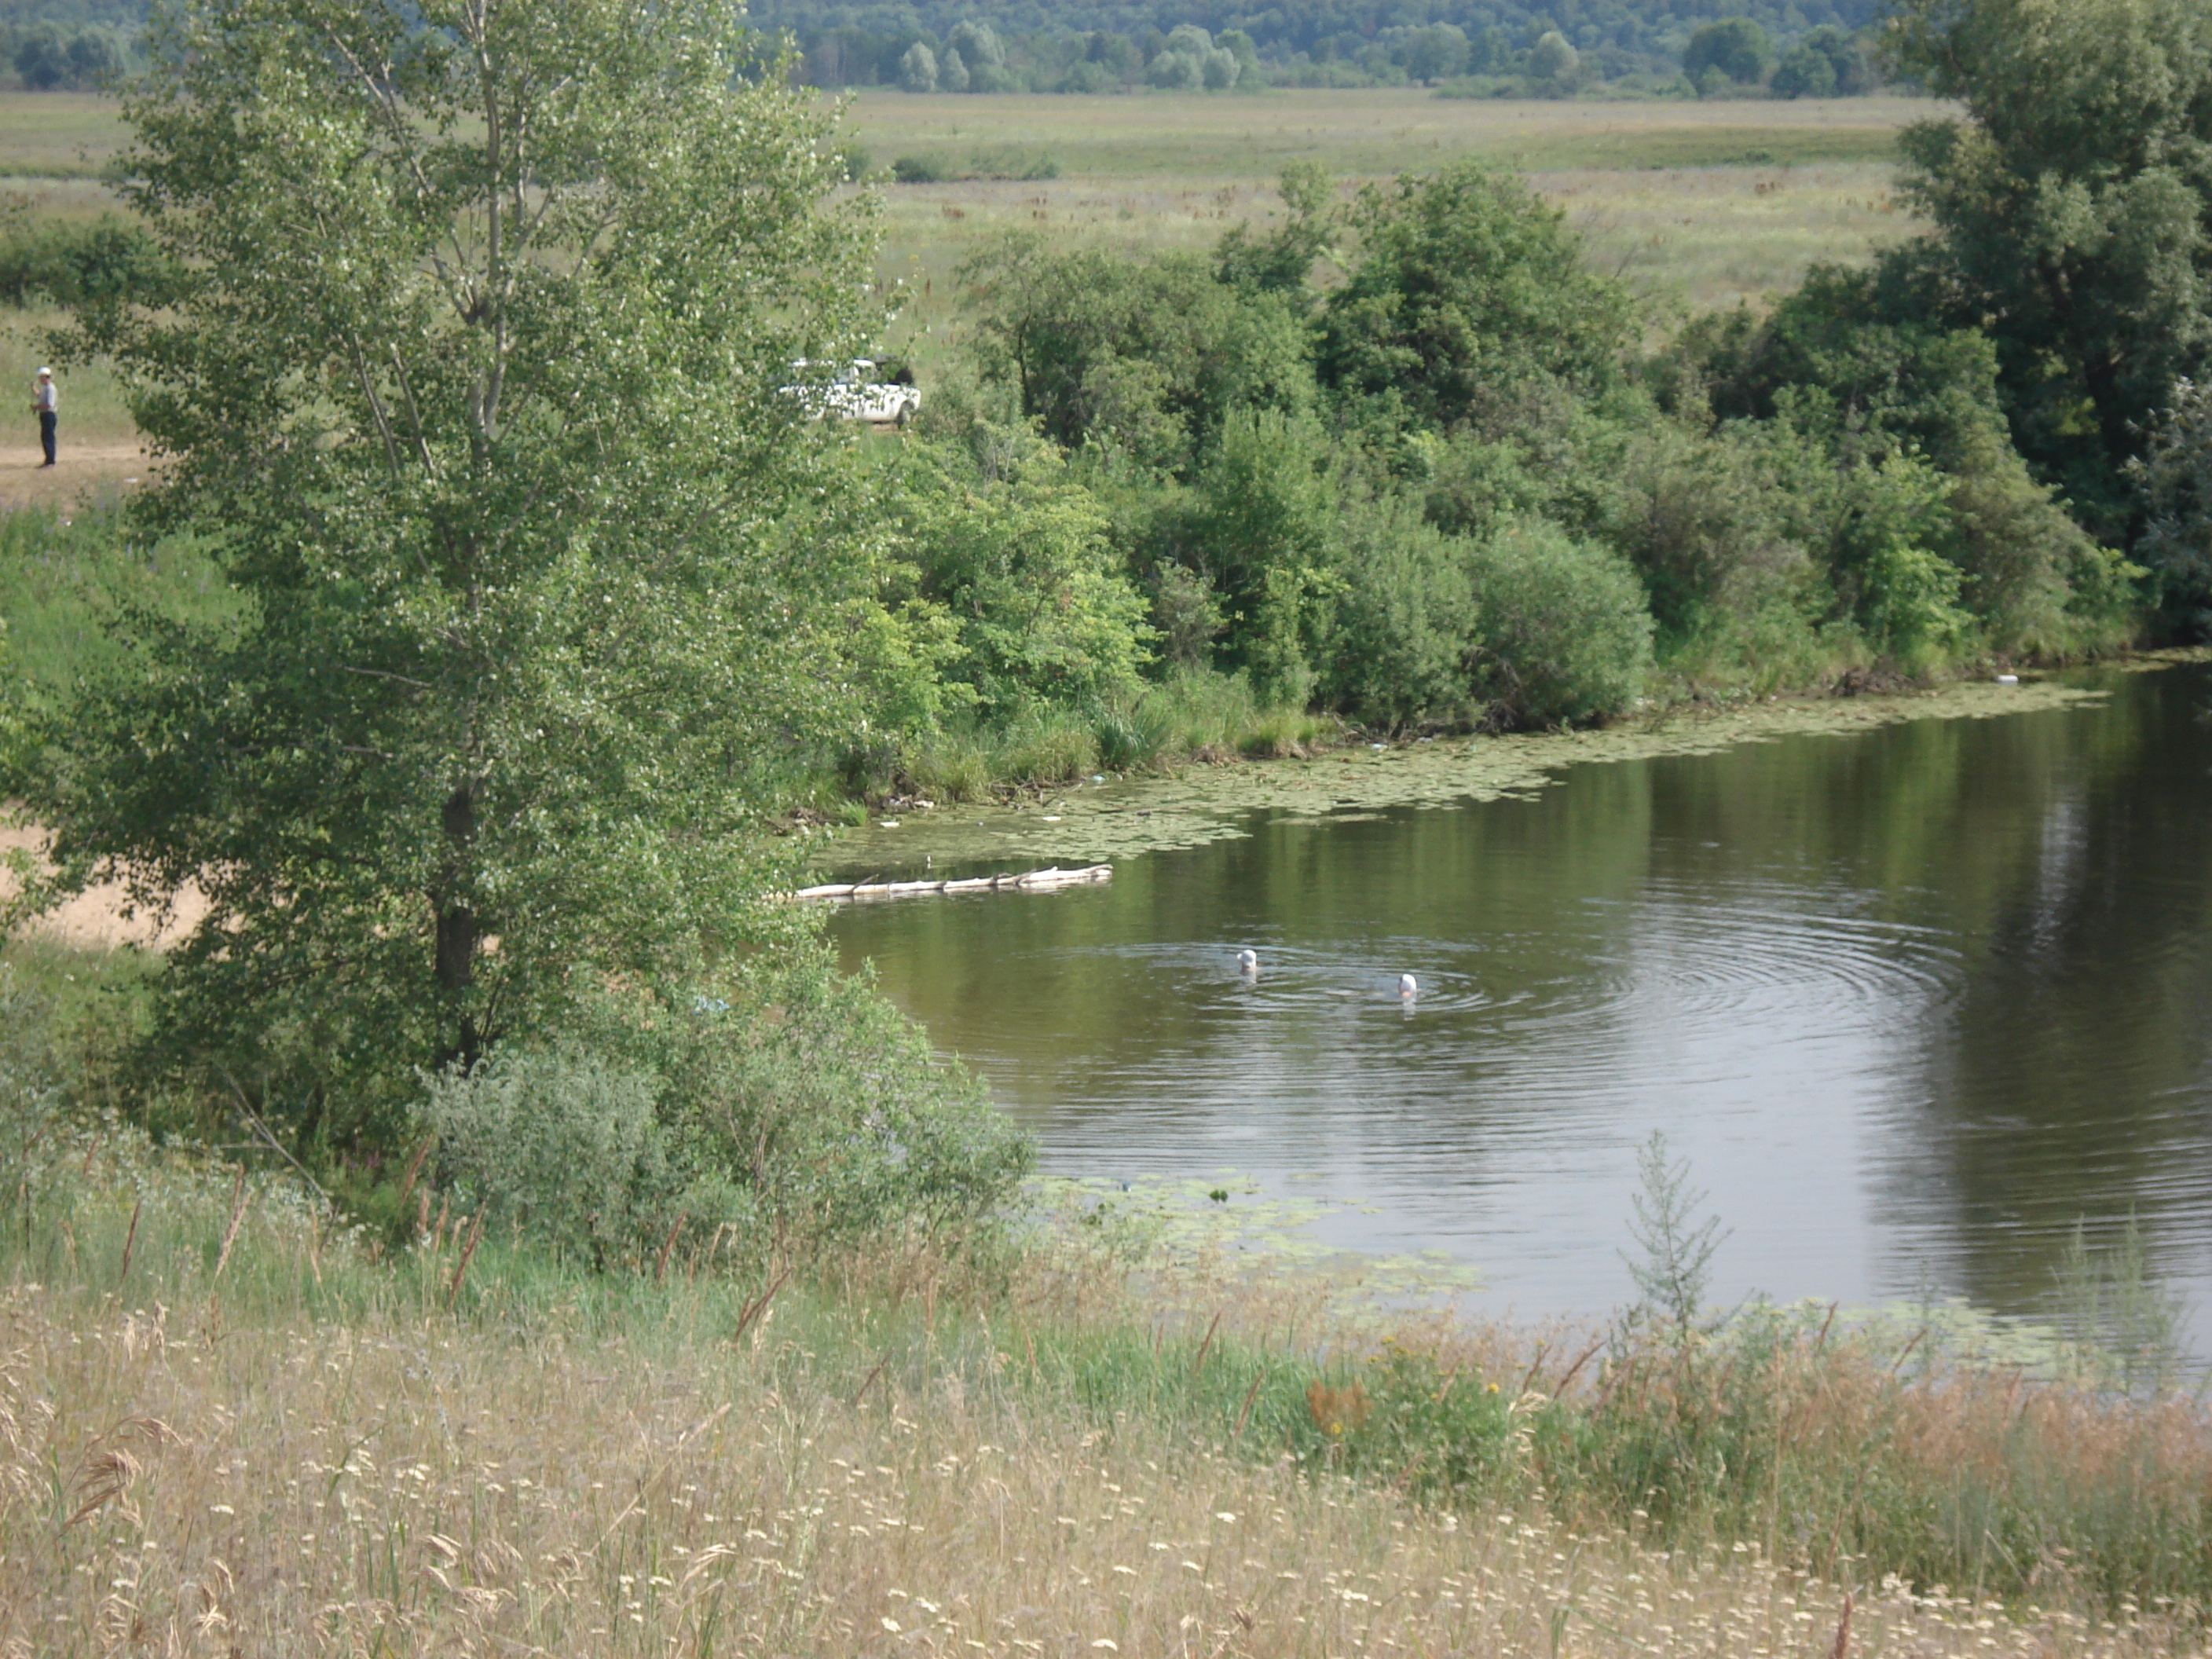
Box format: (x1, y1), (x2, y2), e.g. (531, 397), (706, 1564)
(5, 440), (196, 950)
(0, 441), (157, 511)
(1, 821), (207, 950)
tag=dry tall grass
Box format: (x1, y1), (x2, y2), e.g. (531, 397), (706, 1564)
(1, 1146), (2201, 1657)
(2, 1283), (2188, 1657)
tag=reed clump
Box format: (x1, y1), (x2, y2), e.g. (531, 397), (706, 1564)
(871, 670), (1345, 804)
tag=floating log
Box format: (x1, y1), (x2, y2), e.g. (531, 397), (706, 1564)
(791, 864), (1113, 903)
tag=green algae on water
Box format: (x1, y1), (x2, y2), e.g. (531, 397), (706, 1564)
(1030, 1172), (1486, 1311)
(823, 677), (2111, 877)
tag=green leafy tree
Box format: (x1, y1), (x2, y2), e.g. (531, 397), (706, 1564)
(947, 19), (1008, 89)
(1403, 24), (1468, 85)
(1884, 0), (2212, 544)
(2132, 376), (2212, 624)
(1682, 18), (1771, 84)
(1085, 30), (1140, 79)
(896, 426), (1153, 718)
(1215, 162), (1336, 297)
(1528, 29), (1579, 82)
(1172, 408), (1340, 704)
(1679, 266), (2141, 654)
(1771, 41), (1838, 97)
(1147, 47), (1202, 89)
(1774, 25), (1873, 97)
(65, 25), (127, 88)
(947, 18), (1003, 69)
(961, 233), (1315, 475)
(24, 0), (881, 1142)
(1317, 162), (1634, 432)
(12, 22), (69, 88)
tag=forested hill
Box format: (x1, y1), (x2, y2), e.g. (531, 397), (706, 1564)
(752, 0), (1887, 89)
(1, 0), (1888, 93)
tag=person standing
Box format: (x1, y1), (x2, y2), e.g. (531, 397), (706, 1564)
(31, 367), (57, 467)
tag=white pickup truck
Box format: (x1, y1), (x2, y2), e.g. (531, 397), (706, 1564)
(783, 359), (920, 427)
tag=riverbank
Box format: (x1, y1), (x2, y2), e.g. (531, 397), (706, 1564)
(817, 664), (2170, 876)
(2, 1126), (2205, 1654)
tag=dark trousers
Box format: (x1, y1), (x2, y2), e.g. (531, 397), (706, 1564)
(38, 409), (55, 465)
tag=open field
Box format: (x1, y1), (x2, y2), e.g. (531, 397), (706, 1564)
(0, 87), (1933, 184)
(847, 90), (1925, 371)
(0, 91), (123, 178)
(866, 157), (1911, 373)
(838, 88), (1923, 178)
(0, 90), (1927, 466)
(2, 312), (140, 453)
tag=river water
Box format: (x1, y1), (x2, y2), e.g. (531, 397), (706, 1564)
(828, 661), (2212, 1332)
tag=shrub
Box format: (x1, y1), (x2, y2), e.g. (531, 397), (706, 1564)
(659, 950), (1032, 1251)
(898, 427), (1154, 718)
(959, 235), (1316, 474)
(891, 154), (947, 183)
(1321, 496), (1478, 729)
(1148, 562), (1224, 669)
(423, 1049), (696, 1269)
(423, 947), (1034, 1266)
(1600, 419), (1822, 649)
(1669, 267), (2139, 660)
(1467, 519), (1653, 726)
(1175, 407), (1339, 705)
(0, 216), (170, 309)
(1317, 163), (1635, 429)
(1828, 456), (1975, 670)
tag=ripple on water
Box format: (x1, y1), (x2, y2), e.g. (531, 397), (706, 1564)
(833, 659), (2212, 1339)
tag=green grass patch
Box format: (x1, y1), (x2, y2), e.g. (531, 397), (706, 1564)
(0, 504), (235, 711)
(1478, 121), (1902, 170)
(2, 1074), (2209, 1632)
(0, 92), (129, 178)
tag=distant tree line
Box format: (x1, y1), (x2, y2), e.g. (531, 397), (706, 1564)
(769, 0), (1887, 94)
(0, 0), (1885, 97)
(0, 0), (137, 87)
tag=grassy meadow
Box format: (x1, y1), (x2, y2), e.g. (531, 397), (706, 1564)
(837, 90), (1923, 374)
(1, 1095), (2205, 1657)
(0, 88), (1927, 446)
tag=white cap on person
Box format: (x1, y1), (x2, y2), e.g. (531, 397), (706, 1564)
(36, 367), (51, 377)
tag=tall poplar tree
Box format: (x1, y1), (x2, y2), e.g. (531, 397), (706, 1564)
(26, 0), (882, 1138)
(1884, 0), (2212, 538)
